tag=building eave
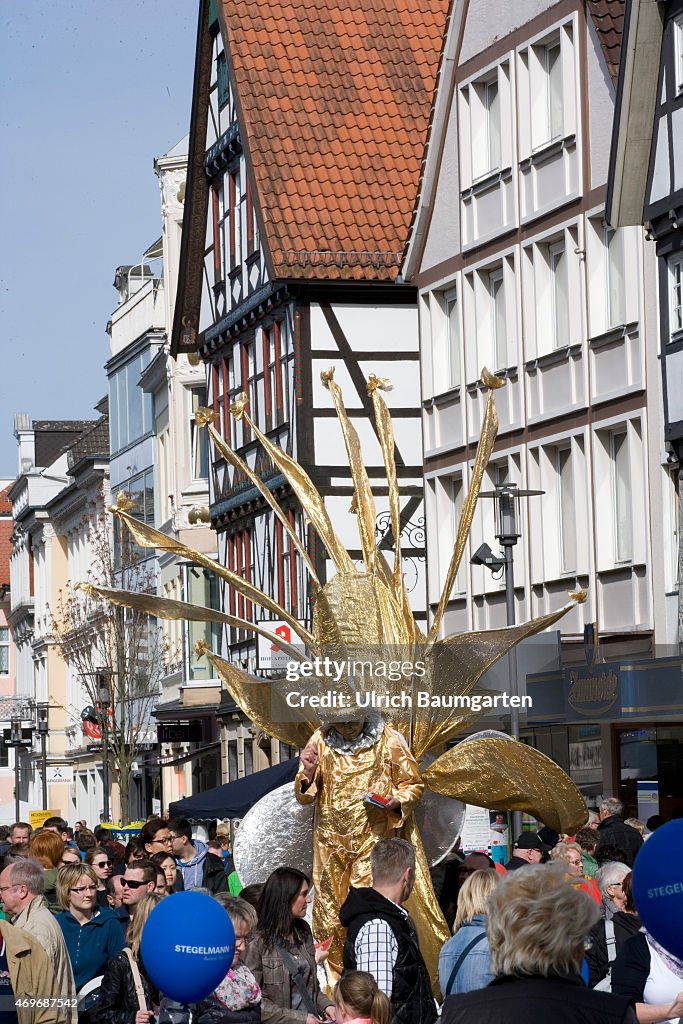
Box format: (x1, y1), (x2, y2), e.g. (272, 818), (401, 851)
(170, 0), (214, 358)
(606, 0), (664, 227)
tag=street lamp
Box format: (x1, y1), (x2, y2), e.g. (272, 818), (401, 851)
(9, 717), (27, 823)
(36, 703), (49, 811)
(97, 672), (112, 823)
(474, 484), (543, 834)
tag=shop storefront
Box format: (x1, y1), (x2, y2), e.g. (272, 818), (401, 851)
(526, 653), (683, 819)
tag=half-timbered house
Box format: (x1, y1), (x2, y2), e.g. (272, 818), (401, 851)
(171, 0), (451, 681)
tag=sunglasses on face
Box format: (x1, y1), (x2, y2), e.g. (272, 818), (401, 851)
(94, 860), (112, 868)
(120, 877), (149, 889)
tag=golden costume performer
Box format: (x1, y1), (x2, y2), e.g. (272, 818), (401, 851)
(83, 368), (588, 994)
(294, 719), (426, 976)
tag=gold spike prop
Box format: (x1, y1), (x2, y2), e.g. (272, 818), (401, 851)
(427, 369), (505, 645)
(412, 593), (587, 761)
(197, 410), (320, 584)
(368, 374), (402, 595)
(422, 736), (587, 835)
(108, 496), (314, 647)
(232, 396), (355, 576)
(322, 368), (376, 575)
(196, 644), (315, 749)
(76, 583), (307, 663)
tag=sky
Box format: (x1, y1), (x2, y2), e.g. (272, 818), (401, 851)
(0, 0), (197, 476)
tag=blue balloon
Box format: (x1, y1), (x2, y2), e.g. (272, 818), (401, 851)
(632, 819), (683, 960)
(580, 958), (590, 985)
(141, 891), (235, 1003)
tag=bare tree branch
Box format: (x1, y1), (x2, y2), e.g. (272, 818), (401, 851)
(50, 491), (175, 824)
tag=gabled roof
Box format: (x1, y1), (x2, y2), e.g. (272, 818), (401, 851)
(66, 414), (110, 471)
(588, 0), (625, 82)
(32, 421), (95, 469)
(221, 0), (450, 281)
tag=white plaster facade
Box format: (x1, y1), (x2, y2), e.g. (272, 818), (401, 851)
(407, 0), (673, 650)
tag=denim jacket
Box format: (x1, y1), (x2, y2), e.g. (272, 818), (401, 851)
(438, 914), (494, 996)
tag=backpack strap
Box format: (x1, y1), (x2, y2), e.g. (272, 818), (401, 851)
(605, 919), (617, 964)
(122, 948), (148, 1013)
(444, 931), (486, 996)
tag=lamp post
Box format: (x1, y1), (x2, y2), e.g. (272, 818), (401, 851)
(9, 717), (25, 823)
(473, 484), (543, 836)
(36, 703), (49, 811)
(97, 672), (111, 823)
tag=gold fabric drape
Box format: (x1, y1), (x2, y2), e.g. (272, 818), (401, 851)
(423, 736), (587, 835)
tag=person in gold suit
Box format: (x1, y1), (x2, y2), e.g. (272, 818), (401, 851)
(295, 713), (427, 984)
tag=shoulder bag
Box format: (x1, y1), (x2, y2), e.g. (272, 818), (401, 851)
(594, 919), (616, 992)
(276, 943), (320, 1017)
(123, 947), (149, 1013)
(444, 931), (486, 997)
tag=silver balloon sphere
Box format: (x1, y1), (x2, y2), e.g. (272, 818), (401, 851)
(233, 782), (314, 886)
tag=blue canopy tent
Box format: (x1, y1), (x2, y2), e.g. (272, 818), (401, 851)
(168, 757), (298, 820)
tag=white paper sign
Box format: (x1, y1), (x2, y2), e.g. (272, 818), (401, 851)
(459, 804), (492, 852)
(47, 765), (74, 784)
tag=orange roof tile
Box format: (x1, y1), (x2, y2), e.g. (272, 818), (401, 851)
(588, 0), (625, 82)
(221, 0), (450, 280)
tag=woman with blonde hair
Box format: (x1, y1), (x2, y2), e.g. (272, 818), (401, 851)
(333, 972), (390, 1024)
(438, 869), (500, 996)
(441, 865), (637, 1024)
(96, 892), (163, 1023)
(550, 841), (601, 904)
(55, 862), (125, 993)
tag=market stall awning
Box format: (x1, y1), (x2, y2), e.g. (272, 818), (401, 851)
(168, 757), (298, 820)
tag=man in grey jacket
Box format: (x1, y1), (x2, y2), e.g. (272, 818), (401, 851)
(0, 857), (77, 1022)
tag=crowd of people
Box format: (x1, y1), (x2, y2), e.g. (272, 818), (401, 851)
(0, 796), (680, 1024)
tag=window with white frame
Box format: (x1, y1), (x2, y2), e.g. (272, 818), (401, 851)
(189, 385), (209, 480)
(605, 226), (625, 328)
(448, 475), (466, 594)
(521, 23), (576, 155)
(444, 287), (460, 389)
(556, 446), (576, 572)
(674, 14), (683, 93)
(488, 267), (507, 370)
(545, 238), (570, 348)
(0, 628), (8, 675)
(670, 256), (683, 337)
(465, 258), (515, 377)
(460, 62), (512, 188)
(610, 429), (632, 562)
(543, 40), (563, 143)
(472, 76), (501, 177)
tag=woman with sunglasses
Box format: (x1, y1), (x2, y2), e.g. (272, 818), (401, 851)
(150, 852), (184, 894)
(85, 847), (114, 909)
(55, 863), (125, 992)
